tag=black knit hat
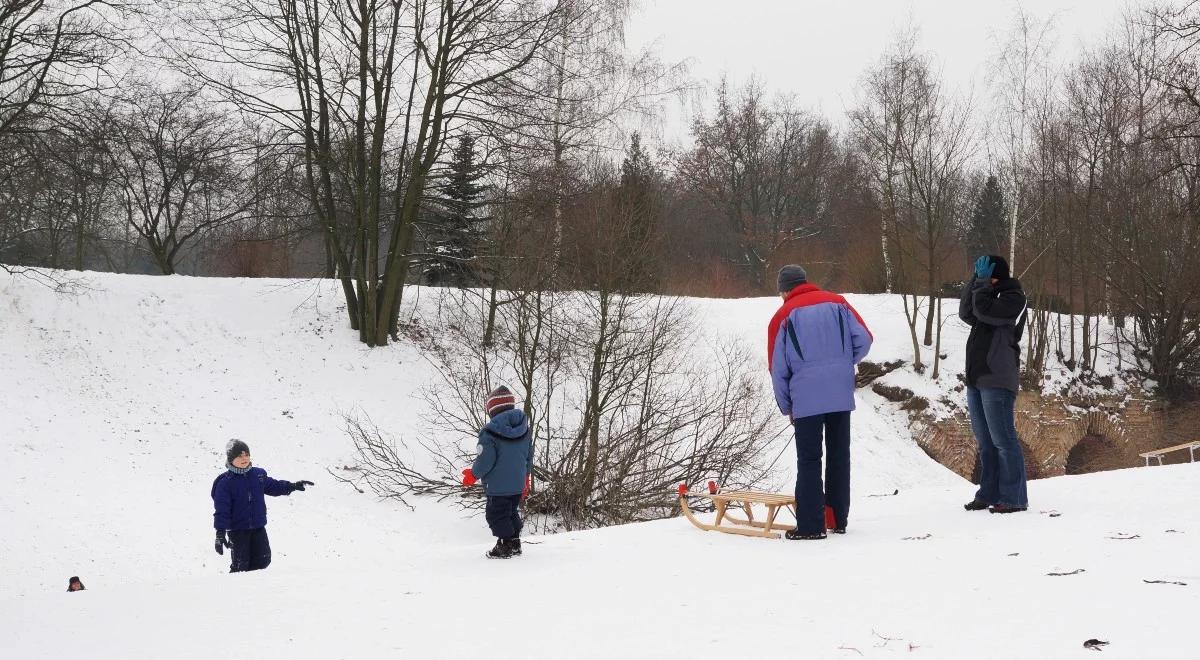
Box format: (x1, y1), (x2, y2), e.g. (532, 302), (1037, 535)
(987, 255), (1011, 280)
(777, 265), (808, 293)
(226, 439), (250, 464)
(486, 385), (516, 418)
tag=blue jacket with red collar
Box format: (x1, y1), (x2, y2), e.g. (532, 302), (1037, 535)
(768, 283), (874, 419)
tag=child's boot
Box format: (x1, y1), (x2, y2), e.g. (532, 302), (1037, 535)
(486, 538), (514, 559)
(510, 537), (522, 556)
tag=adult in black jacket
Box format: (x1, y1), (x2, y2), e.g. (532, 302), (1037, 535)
(958, 255), (1029, 514)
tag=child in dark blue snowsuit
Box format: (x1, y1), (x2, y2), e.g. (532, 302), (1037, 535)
(473, 386), (534, 559)
(211, 440), (313, 572)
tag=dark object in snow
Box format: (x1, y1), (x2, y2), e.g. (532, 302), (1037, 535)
(785, 529), (827, 540)
(1105, 533), (1139, 540)
(989, 504), (1027, 514)
(1007, 552), (1020, 557)
(964, 499), (990, 511)
(1143, 579), (1187, 586)
(1164, 529), (1182, 533)
(868, 489), (900, 498)
(1047, 569), (1085, 576)
(1083, 639), (1109, 651)
(855, 359), (904, 387)
(902, 534), (932, 541)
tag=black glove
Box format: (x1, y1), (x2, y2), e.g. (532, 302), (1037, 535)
(292, 480), (315, 492)
(215, 530), (232, 555)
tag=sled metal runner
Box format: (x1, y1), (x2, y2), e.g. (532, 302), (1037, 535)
(678, 489), (797, 539)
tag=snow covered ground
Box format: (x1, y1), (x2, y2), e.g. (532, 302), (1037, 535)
(1, 270), (1195, 659)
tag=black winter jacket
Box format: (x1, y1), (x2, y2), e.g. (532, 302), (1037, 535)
(959, 277), (1027, 393)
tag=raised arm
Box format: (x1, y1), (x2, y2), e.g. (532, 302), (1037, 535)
(972, 285), (1027, 327)
(959, 278), (979, 326)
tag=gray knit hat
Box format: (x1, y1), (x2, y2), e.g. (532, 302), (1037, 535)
(777, 265), (807, 293)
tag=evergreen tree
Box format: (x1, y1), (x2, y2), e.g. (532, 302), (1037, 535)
(968, 175), (1008, 260)
(424, 135), (488, 287)
(614, 132), (661, 289)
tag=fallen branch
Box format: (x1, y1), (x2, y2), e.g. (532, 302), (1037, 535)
(1106, 533), (1140, 540)
(1047, 569), (1086, 576)
(1143, 579), (1187, 586)
(873, 629), (903, 648)
(868, 489), (900, 497)
(902, 533), (931, 541)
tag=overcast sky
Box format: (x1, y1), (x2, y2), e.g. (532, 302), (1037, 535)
(625, 0), (1145, 144)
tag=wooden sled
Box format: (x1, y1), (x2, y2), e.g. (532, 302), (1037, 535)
(678, 485), (796, 539)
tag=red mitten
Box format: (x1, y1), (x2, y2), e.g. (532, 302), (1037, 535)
(462, 468), (477, 487)
(522, 474), (531, 499)
(707, 480), (718, 494)
(677, 483), (688, 496)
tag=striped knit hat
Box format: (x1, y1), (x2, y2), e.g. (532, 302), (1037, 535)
(486, 385), (516, 418)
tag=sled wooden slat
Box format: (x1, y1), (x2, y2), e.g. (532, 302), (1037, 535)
(1139, 441), (1200, 466)
(678, 489), (797, 539)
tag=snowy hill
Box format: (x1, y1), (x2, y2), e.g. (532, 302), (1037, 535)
(1, 270), (1196, 659)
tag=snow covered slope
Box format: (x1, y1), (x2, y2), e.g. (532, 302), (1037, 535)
(1, 271), (1195, 659)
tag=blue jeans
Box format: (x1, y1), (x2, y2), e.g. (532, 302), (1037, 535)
(793, 411), (851, 534)
(966, 386), (1028, 508)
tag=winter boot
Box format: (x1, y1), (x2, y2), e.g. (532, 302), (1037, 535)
(988, 504), (1028, 514)
(785, 529), (827, 541)
(964, 499), (990, 511)
(509, 538), (522, 556)
(486, 538), (514, 559)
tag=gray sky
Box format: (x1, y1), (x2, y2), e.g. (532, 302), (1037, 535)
(626, 0), (1143, 144)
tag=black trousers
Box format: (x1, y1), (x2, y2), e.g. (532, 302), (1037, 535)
(485, 494), (524, 539)
(793, 411), (851, 534)
(228, 527), (272, 572)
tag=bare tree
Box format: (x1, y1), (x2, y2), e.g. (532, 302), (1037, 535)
(678, 79), (844, 289)
(0, 0), (132, 140)
(989, 7), (1056, 271)
(852, 35), (974, 374)
(337, 284), (781, 531)
(176, 0), (570, 345)
(107, 83), (253, 275)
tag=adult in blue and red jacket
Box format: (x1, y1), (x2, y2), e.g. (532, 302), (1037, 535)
(212, 440), (313, 572)
(768, 265), (873, 539)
